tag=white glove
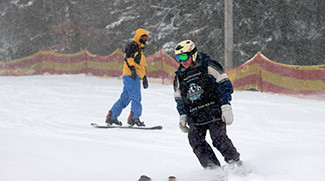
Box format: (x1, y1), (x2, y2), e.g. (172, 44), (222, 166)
(179, 115), (189, 133)
(221, 104), (233, 125)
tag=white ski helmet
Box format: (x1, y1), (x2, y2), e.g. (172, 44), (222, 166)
(174, 40), (198, 62)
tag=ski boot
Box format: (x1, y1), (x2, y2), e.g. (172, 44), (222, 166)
(105, 110), (122, 126)
(227, 157), (243, 167)
(225, 157), (251, 176)
(127, 112), (145, 127)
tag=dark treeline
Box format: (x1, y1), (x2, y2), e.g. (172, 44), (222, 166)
(0, 0), (324, 67)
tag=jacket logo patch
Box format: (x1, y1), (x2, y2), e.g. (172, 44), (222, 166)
(186, 83), (204, 102)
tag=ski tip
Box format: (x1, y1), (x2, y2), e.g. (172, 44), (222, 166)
(138, 175), (151, 181)
(137, 175), (176, 181)
(168, 176), (176, 181)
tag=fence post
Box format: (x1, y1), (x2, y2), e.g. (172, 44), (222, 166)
(160, 49), (165, 85)
(257, 53), (263, 92)
(38, 51), (42, 75)
(5, 62), (13, 76)
(84, 50), (88, 76)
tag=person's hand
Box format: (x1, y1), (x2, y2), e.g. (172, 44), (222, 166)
(142, 76), (149, 89)
(221, 104), (233, 125)
(129, 66), (137, 80)
(179, 115), (189, 133)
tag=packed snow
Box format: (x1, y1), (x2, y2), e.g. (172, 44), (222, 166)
(1, 75), (324, 181)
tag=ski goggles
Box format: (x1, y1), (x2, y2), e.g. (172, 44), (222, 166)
(140, 35), (148, 41)
(176, 53), (190, 62)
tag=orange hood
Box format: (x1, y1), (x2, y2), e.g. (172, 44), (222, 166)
(133, 28), (149, 48)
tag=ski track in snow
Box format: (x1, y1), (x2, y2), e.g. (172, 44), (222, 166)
(0, 75), (324, 181)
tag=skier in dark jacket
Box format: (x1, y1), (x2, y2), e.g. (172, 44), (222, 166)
(173, 40), (241, 169)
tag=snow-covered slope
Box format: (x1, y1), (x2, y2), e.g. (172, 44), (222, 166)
(1, 75), (324, 181)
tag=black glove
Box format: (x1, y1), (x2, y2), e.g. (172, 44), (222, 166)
(142, 75), (149, 89)
(129, 66), (137, 80)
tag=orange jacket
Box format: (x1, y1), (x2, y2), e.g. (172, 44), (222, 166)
(122, 28), (149, 79)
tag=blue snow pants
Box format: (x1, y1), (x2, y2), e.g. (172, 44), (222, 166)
(110, 75), (142, 120)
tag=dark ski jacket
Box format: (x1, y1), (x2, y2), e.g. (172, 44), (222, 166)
(173, 52), (234, 125)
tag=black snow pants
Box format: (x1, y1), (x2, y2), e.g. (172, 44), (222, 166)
(188, 120), (240, 168)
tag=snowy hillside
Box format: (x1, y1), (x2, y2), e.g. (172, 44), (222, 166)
(1, 75), (325, 181)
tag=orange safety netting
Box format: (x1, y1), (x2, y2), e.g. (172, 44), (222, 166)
(226, 53), (325, 99)
(1, 50), (324, 99)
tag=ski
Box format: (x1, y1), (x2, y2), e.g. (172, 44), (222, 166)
(137, 175), (176, 181)
(91, 123), (163, 130)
